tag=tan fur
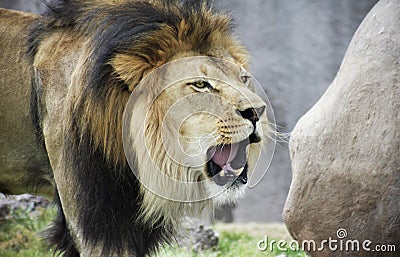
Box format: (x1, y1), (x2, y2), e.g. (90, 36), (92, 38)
(0, 9), (53, 196)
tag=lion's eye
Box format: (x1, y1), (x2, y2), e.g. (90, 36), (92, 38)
(241, 75), (251, 84)
(188, 80), (212, 91)
(240, 69), (251, 85)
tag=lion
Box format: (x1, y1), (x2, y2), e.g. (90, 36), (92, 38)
(0, 0), (269, 256)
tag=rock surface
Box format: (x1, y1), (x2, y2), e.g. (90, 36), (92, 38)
(0, 194), (50, 219)
(191, 225), (219, 252)
(284, 0), (400, 256)
(177, 217), (219, 252)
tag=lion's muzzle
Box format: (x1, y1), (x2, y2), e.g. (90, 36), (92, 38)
(206, 105), (266, 186)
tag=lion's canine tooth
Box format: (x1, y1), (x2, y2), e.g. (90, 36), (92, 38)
(233, 167), (245, 176)
(219, 170), (225, 177)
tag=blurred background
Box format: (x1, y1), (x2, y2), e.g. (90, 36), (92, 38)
(0, 0), (379, 223)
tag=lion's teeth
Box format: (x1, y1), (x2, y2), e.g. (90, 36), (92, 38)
(233, 167), (245, 176)
(218, 165), (244, 178)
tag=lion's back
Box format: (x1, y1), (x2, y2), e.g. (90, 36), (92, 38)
(0, 8), (52, 196)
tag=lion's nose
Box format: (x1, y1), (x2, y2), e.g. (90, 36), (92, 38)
(236, 106), (266, 124)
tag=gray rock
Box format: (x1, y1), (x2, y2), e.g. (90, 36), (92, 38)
(192, 225), (219, 252)
(0, 203), (10, 218)
(284, 0), (400, 256)
(0, 194), (50, 219)
(176, 216), (219, 252)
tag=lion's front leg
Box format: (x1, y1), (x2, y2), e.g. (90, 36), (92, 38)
(42, 117), (130, 257)
(42, 110), (170, 256)
(40, 98), (82, 255)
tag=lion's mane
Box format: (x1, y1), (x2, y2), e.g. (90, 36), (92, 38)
(26, 0), (248, 256)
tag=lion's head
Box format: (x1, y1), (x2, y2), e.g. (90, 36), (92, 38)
(123, 57), (268, 217)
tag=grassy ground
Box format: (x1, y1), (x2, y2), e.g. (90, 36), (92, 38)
(0, 207), (306, 257)
(156, 230), (306, 257)
(0, 207), (55, 257)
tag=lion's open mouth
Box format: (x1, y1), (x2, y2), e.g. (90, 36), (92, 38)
(206, 138), (251, 186)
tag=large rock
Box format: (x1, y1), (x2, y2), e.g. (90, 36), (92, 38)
(284, 0), (400, 256)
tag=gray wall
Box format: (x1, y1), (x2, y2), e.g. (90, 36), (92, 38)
(0, 0), (44, 13)
(0, 0), (379, 222)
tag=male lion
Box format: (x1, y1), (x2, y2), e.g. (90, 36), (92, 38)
(0, 0), (269, 256)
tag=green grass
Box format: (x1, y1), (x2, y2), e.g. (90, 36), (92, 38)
(0, 207), (56, 257)
(156, 231), (306, 257)
(0, 208), (306, 257)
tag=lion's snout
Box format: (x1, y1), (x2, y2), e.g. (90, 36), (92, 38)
(236, 106), (266, 125)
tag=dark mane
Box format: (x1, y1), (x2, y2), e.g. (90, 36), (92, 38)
(28, 0), (234, 93)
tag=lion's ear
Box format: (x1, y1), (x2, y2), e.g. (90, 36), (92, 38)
(110, 54), (154, 91)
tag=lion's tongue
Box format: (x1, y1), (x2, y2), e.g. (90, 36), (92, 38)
(212, 143), (239, 168)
